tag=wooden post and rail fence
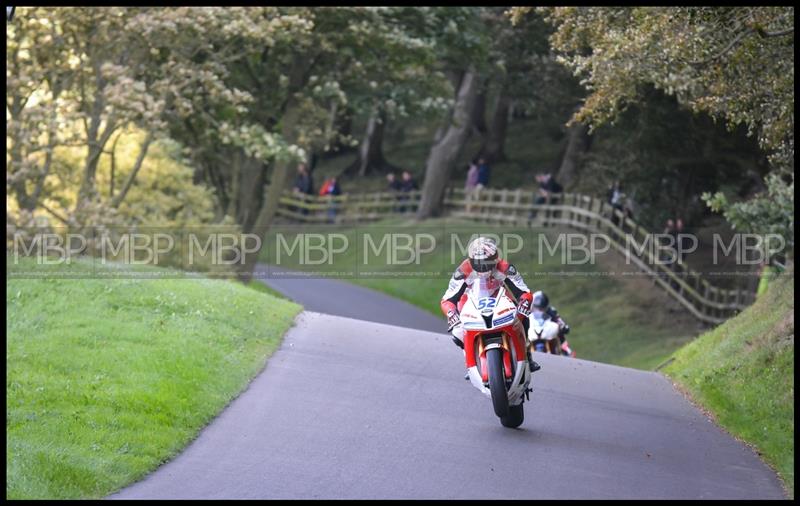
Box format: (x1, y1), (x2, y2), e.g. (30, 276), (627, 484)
(271, 186), (756, 325)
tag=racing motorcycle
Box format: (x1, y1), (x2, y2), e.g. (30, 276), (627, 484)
(457, 283), (532, 428)
(528, 313), (563, 356)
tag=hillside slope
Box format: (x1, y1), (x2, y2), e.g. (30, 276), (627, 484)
(664, 267), (794, 497)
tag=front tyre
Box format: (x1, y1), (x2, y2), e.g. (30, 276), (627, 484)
(487, 347), (509, 418)
(500, 404), (524, 428)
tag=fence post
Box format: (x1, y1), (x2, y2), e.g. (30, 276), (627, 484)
(585, 196), (592, 226)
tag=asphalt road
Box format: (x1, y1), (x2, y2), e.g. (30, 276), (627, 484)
(111, 310), (786, 499)
(253, 264), (444, 333)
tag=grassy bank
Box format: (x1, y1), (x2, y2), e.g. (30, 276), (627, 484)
(260, 218), (701, 370)
(6, 257), (302, 499)
(664, 268), (794, 497)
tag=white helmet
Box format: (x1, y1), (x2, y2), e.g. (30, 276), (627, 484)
(467, 236), (499, 277)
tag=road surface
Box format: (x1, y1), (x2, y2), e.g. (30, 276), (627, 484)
(111, 308), (786, 499)
(254, 264), (444, 333)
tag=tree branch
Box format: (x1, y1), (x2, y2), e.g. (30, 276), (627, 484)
(756, 26), (793, 38)
(111, 132), (154, 208)
(688, 28), (754, 66)
(109, 131), (124, 198)
(39, 202), (70, 225)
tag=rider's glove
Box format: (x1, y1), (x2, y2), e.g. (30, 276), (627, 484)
(446, 309), (461, 332)
(517, 298), (531, 318)
(562, 324), (570, 335)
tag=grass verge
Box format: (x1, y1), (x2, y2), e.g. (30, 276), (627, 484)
(663, 268), (794, 497)
(6, 257), (302, 499)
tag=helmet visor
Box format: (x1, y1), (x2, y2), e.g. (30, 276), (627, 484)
(470, 258), (497, 273)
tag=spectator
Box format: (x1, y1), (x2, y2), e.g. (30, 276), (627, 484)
(675, 218), (690, 263)
(465, 159), (479, 193)
(319, 175), (342, 223)
(400, 170), (418, 192)
(663, 218), (675, 236)
(530, 173), (564, 220)
(463, 160), (481, 213)
(622, 194), (636, 221)
(386, 172), (402, 192)
(398, 170), (418, 213)
(293, 163), (313, 195)
(607, 181), (625, 226)
(544, 173), (563, 196)
(660, 219), (676, 266)
(607, 181), (622, 207)
(387, 172), (402, 213)
(476, 157), (490, 188)
(292, 163), (314, 215)
(534, 173), (563, 203)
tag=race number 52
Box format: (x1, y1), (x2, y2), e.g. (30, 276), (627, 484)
(477, 298), (497, 310)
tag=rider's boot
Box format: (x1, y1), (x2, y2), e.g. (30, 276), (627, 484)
(561, 339), (575, 358)
(527, 349), (541, 372)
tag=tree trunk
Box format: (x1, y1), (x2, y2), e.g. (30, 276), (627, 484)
(471, 81), (488, 136)
(236, 155), (267, 233)
(236, 52), (315, 282)
(111, 132), (153, 208)
(8, 135), (33, 211)
(555, 112), (592, 189)
(77, 83), (114, 204)
(480, 85), (511, 163)
(416, 69), (480, 219)
(343, 109), (399, 177)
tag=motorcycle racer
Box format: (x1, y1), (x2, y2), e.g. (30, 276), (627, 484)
(441, 236), (541, 375)
(531, 290), (575, 357)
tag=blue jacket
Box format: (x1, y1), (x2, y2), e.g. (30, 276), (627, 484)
(477, 163), (490, 186)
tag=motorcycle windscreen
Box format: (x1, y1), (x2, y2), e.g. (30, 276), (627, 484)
(471, 276), (499, 301)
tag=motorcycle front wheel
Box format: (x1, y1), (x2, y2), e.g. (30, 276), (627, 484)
(487, 347), (510, 418)
(500, 403), (524, 428)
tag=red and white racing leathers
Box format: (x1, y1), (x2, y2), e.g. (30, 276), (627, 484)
(440, 259), (533, 344)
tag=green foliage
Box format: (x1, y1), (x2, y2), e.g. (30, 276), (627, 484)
(578, 87), (770, 230)
(6, 257), (302, 499)
(6, 7), (249, 227)
(495, 8), (582, 120)
(664, 268), (794, 497)
(526, 7), (794, 246)
(703, 171), (795, 250)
